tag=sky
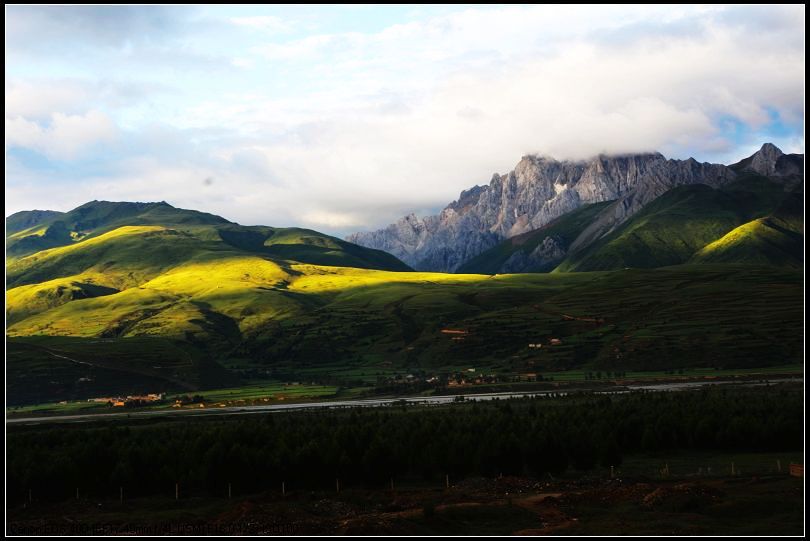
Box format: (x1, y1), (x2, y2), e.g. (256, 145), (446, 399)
(5, 5), (806, 235)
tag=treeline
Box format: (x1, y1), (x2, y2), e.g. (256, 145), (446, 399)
(7, 386), (802, 504)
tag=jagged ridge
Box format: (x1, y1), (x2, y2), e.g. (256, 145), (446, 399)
(348, 143), (802, 272)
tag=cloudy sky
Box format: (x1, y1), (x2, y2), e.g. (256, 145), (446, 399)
(5, 5), (805, 235)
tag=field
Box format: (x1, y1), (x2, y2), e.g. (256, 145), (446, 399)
(7, 262), (803, 405)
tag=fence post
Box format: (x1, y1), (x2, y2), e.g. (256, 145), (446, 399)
(336, 478), (340, 493)
(445, 474), (449, 489)
(228, 483), (232, 499)
(76, 487), (79, 500)
(731, 462), (736, 476)
(282, 481), (286, 497)
(390, 477), (395, 492)
(175, 482), (179, 500)
(777, 459), (782, 473)
(120, 486), (123, 504)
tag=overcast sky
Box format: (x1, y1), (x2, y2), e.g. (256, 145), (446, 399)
(5, 5), (805, 235)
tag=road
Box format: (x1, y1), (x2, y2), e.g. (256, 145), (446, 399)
(6, 376), (801, 426)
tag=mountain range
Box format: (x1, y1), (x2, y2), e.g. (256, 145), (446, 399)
(348, 143), (803, 273)
(4, 143), (804, 405)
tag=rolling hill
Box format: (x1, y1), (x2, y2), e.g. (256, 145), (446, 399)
(6, 261), (803, 405)
(691, 193), (803, 267)
(460, 173), (802, 274)
(5, 171), (804, 405)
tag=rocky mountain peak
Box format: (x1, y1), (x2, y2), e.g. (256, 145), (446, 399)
(348, 145), (790, 272)
(749, 143), (784, 176)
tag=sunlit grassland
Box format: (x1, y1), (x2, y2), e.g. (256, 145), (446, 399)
(7, 226), (243, 291)
(5, 221), (803, 406)
(692, 215), (803, 266)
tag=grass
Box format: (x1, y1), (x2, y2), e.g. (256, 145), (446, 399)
(179, 382), (339, 405)
(5, 335), (234, 406)
(7, 263), (802, 405)
(549, 178), (798, 272)
(457, 201), (615, 274)
(5, 194), (803, 406)
(692, 214), (803, 267)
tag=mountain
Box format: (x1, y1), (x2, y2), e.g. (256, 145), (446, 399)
(6, 200), (229, 260)
(457, 201), (614, 274)
(6, 200), (410, 273)
(5, 200), (802, 405)
(6, 200), (412, 337)
(6, 209), (65, 236)
(348, 144), (802, 272)
(552, 177), (801, 272)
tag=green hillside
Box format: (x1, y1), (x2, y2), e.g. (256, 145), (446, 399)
(6, 201), (410, 275)
(457, 201), (614, 274)
(5, 209), (65, 236)
(5, 198), (803, 406)
(6, 262), (803, 404)
(556, 176), (798, 271)
(5, 200), (229, 259)
(459, 174), (802, 274)
(691, 193), (803, 267)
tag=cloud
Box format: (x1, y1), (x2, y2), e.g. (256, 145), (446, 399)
(230, 15), (293, 33)
(6, 111), (119, 160)
(4, 5), (805, 235)
(6, 6), (192, 52)
(5, 79), (166, 121)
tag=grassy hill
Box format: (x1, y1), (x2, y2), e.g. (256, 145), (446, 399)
(457, 201), (614, 274)
(6, 200), (410, 273)
(7, 262), (803, 404)
(6, 209), (65, 236)
(555, 183), (753, 271)
(5, 199), (803, 405)
(5, 201), (228, 260)
(457, 173), (802, 274)
(462, 175), (801, 274)
(691, 193), (803, 267)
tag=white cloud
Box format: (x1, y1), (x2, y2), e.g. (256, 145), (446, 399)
(230, 15), (292, 33)
(5, 80), (90, 120)
(4, 5), (805, 234)
(6, 111), (119, 160)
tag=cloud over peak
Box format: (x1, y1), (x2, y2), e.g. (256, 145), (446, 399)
(5, 5), (805, 233)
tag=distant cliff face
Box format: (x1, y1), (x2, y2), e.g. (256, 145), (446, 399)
(348, 149), (745, 272)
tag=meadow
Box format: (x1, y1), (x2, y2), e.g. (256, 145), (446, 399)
(7, 260), (803, 405)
